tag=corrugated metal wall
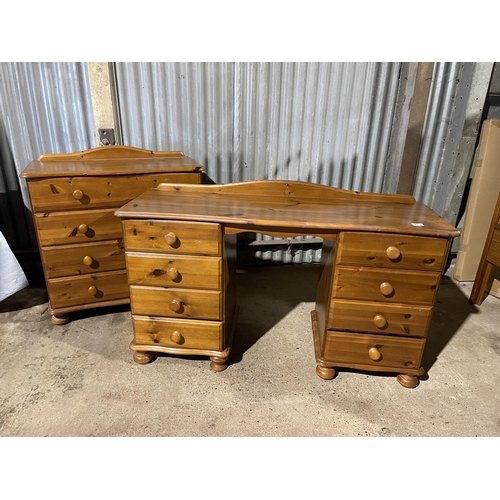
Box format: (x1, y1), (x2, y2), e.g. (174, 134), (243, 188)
(0, 62), (96, 252)
(115, 62), (402, 263)
(116, 62), (235, 183)
(116, 62), (401, 189)
(412, 62), (491, 225)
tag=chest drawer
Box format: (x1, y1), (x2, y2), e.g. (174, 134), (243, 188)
(328, 299), (432, 337)
(132, 315), (223, 351)
(122, 220), (221, 255)
(333, 266), (440, 305)
(42, 240), (125, 278)
(130, 285), (222, 320)
(324, 331), (425, 370)
(47, 270), (129, 309)
(27, 172), (201, 212)
(336, 232), (448, 271)
(125, 252), (221, 289)
(36, 209), (123, 246)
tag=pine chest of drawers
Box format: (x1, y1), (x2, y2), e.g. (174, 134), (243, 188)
(20, 146), (204, 324)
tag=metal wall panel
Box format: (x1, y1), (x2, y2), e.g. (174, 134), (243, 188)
(115, 62), (402, 263)
(0, 62), (96, 251)
(116, 62), (235, 183)
(412, 62), (492, 225)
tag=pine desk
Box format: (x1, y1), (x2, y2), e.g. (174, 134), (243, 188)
(115, 180), (459, 388)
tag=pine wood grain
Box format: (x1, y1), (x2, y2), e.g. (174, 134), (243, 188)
(42, 239), (125, 278)
(132, 315), (223, 351)
(116, 182), (460, 238)
(332, 266), (441, 305)
(323, 331), (425, 370)
(122, 220), (221, 255)
(35, 209), (123, 246)
(130, 285), (222, 320)
(156, 179), (416, 204)
(20, 146), (204, 178)
(125, 252), (222, 289)
(38, 145), (185, 160)
(328, 299), (432, 337)
(47, 271), (129, 309)
(27, 173), (202, 211)
(336, 232), (449, 271)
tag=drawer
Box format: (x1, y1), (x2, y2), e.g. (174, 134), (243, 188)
(47, 271), (129, 309)
(122, 220), (221, 255)
(132, 315), (223, 351)
(333, 266), (440, 305)
(36, 209), (122, 246)
(328, 299), (432, 337)
(125, 252), (221, 289)
(336, 232), (448, 271)
(323, 331), (425, 370)
(27, 172), (201, 212)
(130, 285), (222, 320)
(42, 240), (125, 279)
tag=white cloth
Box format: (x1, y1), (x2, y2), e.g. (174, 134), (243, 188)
(0, 231), (28, 301)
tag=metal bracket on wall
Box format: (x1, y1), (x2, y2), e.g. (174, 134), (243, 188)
(98, 129), (115, 146)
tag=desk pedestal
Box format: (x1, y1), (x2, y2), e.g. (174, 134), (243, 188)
(313, 232), (450, 388)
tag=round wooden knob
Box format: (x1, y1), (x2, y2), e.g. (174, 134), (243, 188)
(368, 347), (382, 361)
(170, 331), (183, 344)
(380, 282), (393, 296)
(83, 255), (93, 266)
(87, 285), (98, 296)
(72, 189), (84, 200)
(386, 246), (401, 260)
(168, 299), (182, 312)
(78, 223), (89, 234)
(166, 267), (178, 280)
(164, 232), (177, 245)
(373, 314), (387, 328)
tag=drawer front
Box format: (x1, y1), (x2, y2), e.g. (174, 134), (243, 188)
(132, 315), (222, 351)
(125, 252), (221, 289)
(28, 172), (201, 212)
(337, 232), (448, 271)
(328, 299), (432, 337)
(130, 285), (222, 320)
(324, 331), (425, 370)
(47, 271), (129, 309)
(42, 240), (125, 279)
(333, 266), (440, 305)
(122, 220), (221, 256)
(36, 209), (122, 246)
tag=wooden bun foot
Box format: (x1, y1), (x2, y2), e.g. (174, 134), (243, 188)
(133, 351), (154, 364)
(397, 374), (419, 388)
(51, 313), (70, 325)
(210, 355), (228, 372)
(316, 364), (336, 380)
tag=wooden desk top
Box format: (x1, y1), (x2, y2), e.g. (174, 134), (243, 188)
(115, 180), (460, 238)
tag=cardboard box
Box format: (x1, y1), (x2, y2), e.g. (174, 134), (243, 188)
(453, 120), (500, 283)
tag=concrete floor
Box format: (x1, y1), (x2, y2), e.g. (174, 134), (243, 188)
(1, 262), (499, 437)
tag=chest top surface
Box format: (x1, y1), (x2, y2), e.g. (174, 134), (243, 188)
(19, 145), (205, 178)
(115, 180), (460, 238)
